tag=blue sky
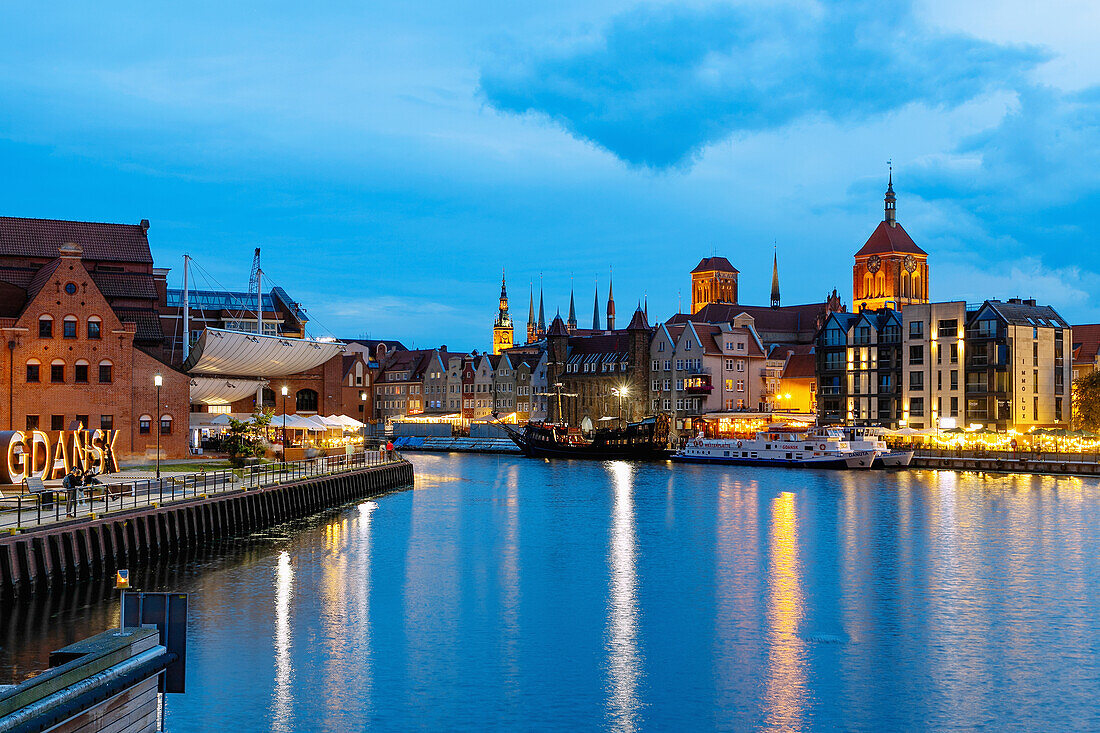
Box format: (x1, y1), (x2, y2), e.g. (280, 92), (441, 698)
(1, 0), (1097, 350)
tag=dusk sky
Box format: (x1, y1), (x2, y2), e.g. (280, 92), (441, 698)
(1, 0), (1097, 350)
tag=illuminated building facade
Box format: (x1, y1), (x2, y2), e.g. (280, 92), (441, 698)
(852, 176), (929, 312)
(492, 272), (513, 355)
(691, 257), (739, 314)
(815, 309), (904, 428)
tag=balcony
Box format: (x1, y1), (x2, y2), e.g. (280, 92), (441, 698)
(684, 376), (713, 394)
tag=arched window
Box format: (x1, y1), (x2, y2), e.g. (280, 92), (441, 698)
(912, 272), (922, 300)
(159, 414), (173, 435)
(900, 271), (910, 299)
(875, 272), (886, 297)
(25, 359), (40, 383)
(98, 360), (113, 384)
(38, 315), (53, 338)
(87, 316), (102, 340)
(139, 414), (152, 435)
(74, 359), (90, 384)
(296, 388), (318, 412)
(62, 315), (78, 339)
(50, 359), (65, 383)
(262, 388), (276, 409)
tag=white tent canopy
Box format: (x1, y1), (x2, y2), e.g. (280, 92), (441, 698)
(189, 376), (268, 405)
(326, 414), (365, 429)
(184, 328), (345, 378)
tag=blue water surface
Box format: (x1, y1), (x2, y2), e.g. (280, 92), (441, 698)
(7, 454), (1100, 731)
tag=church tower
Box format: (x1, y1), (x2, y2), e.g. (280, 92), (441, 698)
(606, 267), (616, 330)
(852, 170), (929, 312)
(567, 281), (578, 332)
(592, 279), (602, 331)
(770, 249), (781, 309)
(690, 257), (738, 314)
(526, 283), (536, 344)
(492, 270), (514, 355)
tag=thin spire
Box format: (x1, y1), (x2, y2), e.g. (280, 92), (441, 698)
(885, 159), (897, 226)
(537, 273), (545, 333)
(567, 273), (577, 331)
(644, 290), (648, 322)
(606, 265), (615, 330)
(592, 277), (602, 331)
(770, 243), (781, 309)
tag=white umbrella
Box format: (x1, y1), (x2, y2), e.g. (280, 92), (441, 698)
(210, 414), (233, 425)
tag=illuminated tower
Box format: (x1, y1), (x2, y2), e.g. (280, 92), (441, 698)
(690, 257), (738, 314)
(493, 270), (514, 355)
(852, 170), (929, 311)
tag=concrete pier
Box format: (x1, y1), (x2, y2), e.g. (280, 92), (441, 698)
(0, 460), (413, 596)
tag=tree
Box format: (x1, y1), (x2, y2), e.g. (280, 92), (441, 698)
(222, 409), (274, 467)
(1072, 370), (1100, 432)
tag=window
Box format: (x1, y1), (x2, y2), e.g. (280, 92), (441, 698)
(38, 316), (53, 338)
(296, 389), (318, 412)
(950, 370), (958, 390)
(50, 360), (64, 383)
(74, 360), (89, 383)
(139, 415), (152, 434)
(51, 414), (65, 431)
(26, 360), (40, 383)
(1033, 341), (1039, 366)
(910, 397), (924, 417)
(823, 327), (845, 346)
(910, 371), (924, 390)
(63, 317), (78, 339)
(100, 415), (114, 431)
(824, 352), (844, 370)
(854, 325), (871, 345)
(938, 319), (958, 338)
(736, 380), (745, 392)
(909, 321), (924, 338)
(736, 360), (745, 372)
(76, 415), (89, 429)
(99, 361), (113, 383)
(950, 397), (959, 417)
(25, 415), (39, 430)
(909, 345), (924, 365)
(160, 415), (172, 435)
(950, 343), (958, 364)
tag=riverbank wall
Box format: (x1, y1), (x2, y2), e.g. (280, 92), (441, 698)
(0, 460), (413, 596)
(912, 454), (1100, 476)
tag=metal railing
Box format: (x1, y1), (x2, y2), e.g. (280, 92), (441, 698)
(912, 447), (1100, 464)
(0, 450), (402, 531)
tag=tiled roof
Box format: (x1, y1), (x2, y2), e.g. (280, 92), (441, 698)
(24, 260), (61, 304)
(1072, 324), (1100, 364)
(984, 300), (1068, 328)
(669, 302), (830, 336)
(114, 307), (165, 343)
(0, 268), (35, 289)
(0, 217), (153, 263)
(782, 353), (816, 379)
(89, 271), (158, 300)
(691, 256), (739, 274)
(854, 221), (926, 256)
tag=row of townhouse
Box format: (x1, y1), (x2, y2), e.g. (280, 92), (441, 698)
(373, 347), (549, 423)
(816, 298), (1073, 430)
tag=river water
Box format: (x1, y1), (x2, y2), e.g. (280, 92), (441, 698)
(3, 454), (1100, 731)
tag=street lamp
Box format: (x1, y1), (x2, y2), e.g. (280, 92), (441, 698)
(153, 374), (163, 479)
(612, 385), (628, 424)
(281, 385), (288, 455)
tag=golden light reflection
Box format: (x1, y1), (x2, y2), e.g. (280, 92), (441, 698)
(273, 550), (294, 733)
(762, 492), (806, 732)
(500, 465), (521, 688)
(606, 461), (641, 733)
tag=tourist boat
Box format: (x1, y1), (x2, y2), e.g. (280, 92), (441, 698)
(840, 426), (914, 468)
(498, 416), (671, 460)
(671, 427), (876, 469)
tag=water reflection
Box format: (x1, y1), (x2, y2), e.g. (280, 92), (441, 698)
(605, 461), (641, 732)
(272, 550), (294, 733)
(762, 491), (806, 731)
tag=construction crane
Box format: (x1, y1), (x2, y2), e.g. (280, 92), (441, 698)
(248, 247), (261, 294)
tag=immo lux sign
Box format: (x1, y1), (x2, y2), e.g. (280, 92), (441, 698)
(0, 429), (121, 484)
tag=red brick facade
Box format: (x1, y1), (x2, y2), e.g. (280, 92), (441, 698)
(0, 249), (188, 458)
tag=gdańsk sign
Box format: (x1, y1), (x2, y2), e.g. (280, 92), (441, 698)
(0, 430), (121, 484)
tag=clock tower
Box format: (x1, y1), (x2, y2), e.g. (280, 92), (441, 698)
(852, 173), (928, 311)
(493, 270), (514, 355)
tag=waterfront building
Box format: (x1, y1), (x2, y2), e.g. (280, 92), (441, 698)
(234, 350), (373, 419)
(648, 317), (767, 434)
(492, 272), (514, 355)
(545, 308), (652, 426)
(372, 348), (434, 421)
(852, 175), (929, 312)
(344, 338), (405, 368)
(420, 349), (458, 415)
(899, 301), (967, 430)
(774, 347), (817, 414)
(669, 294), (844, 350)
(816, 309), (904, 428)
(960, 299), (1071, 430)
(490, 353), (517, 416)
(0, 217), (188, 458)
(691, 256), (739, 313)
(1071, 325), (1100, 380)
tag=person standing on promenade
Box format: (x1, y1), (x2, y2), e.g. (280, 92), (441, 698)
(63, 468), (81, 517)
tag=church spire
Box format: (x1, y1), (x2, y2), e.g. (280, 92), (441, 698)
(537, 274), (546, 338)
(567, 276), (577, 332)
(527, 281), (536, 343)
(606, 266), (616, 330)
(592, 278), (602, 331)
(885, 160), (896, 227)
(770, 246), (781, 309)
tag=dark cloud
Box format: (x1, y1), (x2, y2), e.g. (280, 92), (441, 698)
(480, 1), (1045, 168)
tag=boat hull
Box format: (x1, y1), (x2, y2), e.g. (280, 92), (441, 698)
(873, 451), (915, 468)
(671, 451), (876, 470)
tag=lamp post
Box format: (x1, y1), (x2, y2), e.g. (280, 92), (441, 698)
(153, 374), (163, 479)
(612, 385), (628, 425)
(281, 385), (288, 456)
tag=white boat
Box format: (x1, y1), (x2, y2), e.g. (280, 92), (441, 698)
(841, 427), (914, 468)
(671, 427), (876, 469)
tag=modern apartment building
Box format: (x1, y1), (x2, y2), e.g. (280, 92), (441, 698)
(816, 309), (904, 428)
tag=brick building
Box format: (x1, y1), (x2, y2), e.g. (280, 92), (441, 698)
(0, 218), (189, 459)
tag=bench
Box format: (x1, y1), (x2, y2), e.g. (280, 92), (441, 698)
(0, 477), (47, 511)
